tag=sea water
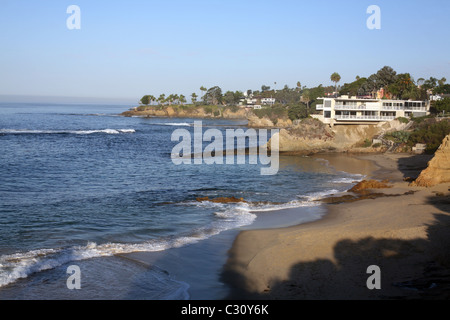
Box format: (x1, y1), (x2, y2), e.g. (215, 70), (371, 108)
(0, 102), (363, 299)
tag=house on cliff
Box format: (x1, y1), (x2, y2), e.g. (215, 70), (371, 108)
(313, 96), (430, 126)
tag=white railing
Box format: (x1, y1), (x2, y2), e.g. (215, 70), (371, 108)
(316, 104), (324, 110)
(404, 107), (427, 111)
(335, 115), (396, 121)
(381, 106), (404, 110)
(334, 105), (365, 110)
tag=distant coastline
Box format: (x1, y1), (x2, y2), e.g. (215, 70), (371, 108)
(121, 104), (250, 120)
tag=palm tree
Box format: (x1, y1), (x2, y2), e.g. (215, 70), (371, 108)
(157, 94), (166, 105)
(173, 94), (180, 105)
(330, 72), (341, 96)
(417, 78), (425, 87)
(438, 77), (447, 86)
(179, 94), (186, 105)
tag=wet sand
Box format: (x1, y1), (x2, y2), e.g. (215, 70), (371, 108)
(222, 153), (450, 299)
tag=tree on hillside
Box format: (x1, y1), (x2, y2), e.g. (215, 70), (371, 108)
(438, 77), (447, 86)
(140, 95), (150, 105)
(157, 94), (166, 105)
(200, 86), (207, 102)
(301, 89), (311, 115)
(361, 66), (398, 96)
(387, 73), (415, 99)
(434, 84), (450, 95)
(330, 72), (341, 96)
(422, 77), (438, 91)
(223, 91), (235, 105)
(191, 93), (198, 104)
(288, 103), (308, 121)
(340, 78), (368, 96)
(375, 66), (397, 88)
(296, 81), (302, 92)
(205, 86), (223, 105)
(433, 97), (450, 114)
(261, 85), (271, 92)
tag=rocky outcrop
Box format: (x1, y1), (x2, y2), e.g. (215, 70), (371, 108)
(269, 119), (408, 154)
(348, 180), (392, 193)
(196, 196), (247, 203)
(121, 106), (249, 119)
(247, 114), (293, 128)
(411, 134), (450, 187)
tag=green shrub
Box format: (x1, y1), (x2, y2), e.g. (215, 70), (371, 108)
(373, 143), (382, 148)
(137, 105), (149, 111)
(228, 105), (239, 113)
(213, 110), (221, 117)
(288, 104), (307, 121)
(254, 106), (288, 122)
(203, 106), (213, 114)
(362, 139), (372, 148)
(407, 119), (450, 153)
(396, 117), (409, 124)
(384, 131), (411, 144)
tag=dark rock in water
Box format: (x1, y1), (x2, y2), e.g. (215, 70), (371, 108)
(196, 196), (247, 204)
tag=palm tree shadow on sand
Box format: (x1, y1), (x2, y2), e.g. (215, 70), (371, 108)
(222, 194), (450, 300)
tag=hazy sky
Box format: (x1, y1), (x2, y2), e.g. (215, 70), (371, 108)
(0, 0), (449, 102)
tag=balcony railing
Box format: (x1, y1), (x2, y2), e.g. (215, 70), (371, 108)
(316, 104), (324, 110)
(335, 115), (396, 121)
(404, 107), (427, 111)
(381, 106), (404, 110)
(334, 105), (366, 110)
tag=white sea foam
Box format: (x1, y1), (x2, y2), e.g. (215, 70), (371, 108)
(332, 177), (362, 184)
(0, 236), (200, 288)
(0, 129), (135, 135)
(0, 189), (331, 288)
(300, 189), (341, 201)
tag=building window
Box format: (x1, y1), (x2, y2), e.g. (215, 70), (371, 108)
(324, 111), (331, 118)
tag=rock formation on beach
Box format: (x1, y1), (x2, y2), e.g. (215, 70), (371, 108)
(411, 134), (450, 187)
(268, 119), (409, 154)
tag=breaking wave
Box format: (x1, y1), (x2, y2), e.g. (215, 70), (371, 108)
(0, 129), (136, 135)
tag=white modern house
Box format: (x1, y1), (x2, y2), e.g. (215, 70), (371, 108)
(313, 96), (430, 126)
(261, 97), (276, 105)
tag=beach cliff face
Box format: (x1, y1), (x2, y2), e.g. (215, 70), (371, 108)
(411, 134), (450, 187)
(247, 114), (293, 128)
(268, 119), (409, 154)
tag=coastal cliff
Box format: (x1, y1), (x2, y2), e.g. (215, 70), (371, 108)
(121, 105), (249, 119)
(268, 118), (409, 154)
(411, 134), (450, 187)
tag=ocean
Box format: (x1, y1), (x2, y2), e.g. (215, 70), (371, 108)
(0, 102), (364, 299)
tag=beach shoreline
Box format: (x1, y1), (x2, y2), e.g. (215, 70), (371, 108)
(221, 152), (450, 299)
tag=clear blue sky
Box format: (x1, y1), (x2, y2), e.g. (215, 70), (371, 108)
(0, 0), (449, 103)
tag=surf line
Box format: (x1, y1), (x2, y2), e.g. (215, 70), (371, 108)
(170, 121), (279, 175)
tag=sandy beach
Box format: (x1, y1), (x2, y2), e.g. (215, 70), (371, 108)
(222, 153), (450, 299)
